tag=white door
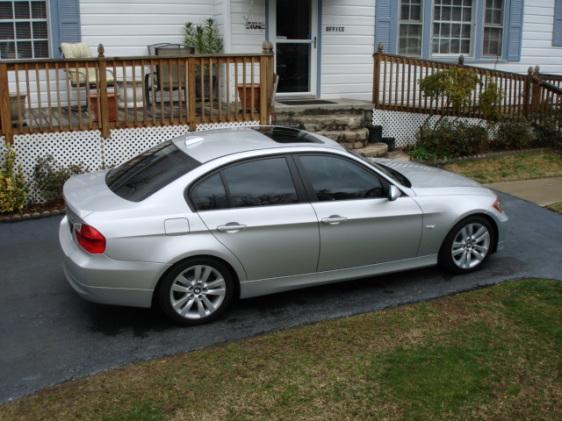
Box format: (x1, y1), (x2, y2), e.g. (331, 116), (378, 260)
(269, 0), (318, 97)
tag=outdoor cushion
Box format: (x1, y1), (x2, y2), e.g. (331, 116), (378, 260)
(60, 42), (114, 86)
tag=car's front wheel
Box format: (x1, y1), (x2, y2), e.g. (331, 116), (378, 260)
(439, 216), (495, 273)
(158, 257), (236, 325)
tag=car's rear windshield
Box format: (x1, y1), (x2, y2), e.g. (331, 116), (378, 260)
(106, 141), (200, 202)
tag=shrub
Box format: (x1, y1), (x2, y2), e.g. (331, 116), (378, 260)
(491, 119), (534, 150)
(411, 120), (489, 161)
(184, 18), (223, 54)
(34, 155), (85, 203)
(420, 68), (479, 114)
(533, 112), (562, 148)
(0, 146), (28, 214)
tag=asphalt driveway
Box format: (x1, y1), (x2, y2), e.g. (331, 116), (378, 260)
(1, 192), (561, 404)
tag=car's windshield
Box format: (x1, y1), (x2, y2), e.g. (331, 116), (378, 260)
(106, 141), (201, 202)
(348, 150), (411, 188)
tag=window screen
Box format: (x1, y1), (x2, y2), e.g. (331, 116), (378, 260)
(0, 1), (49, 59)
(432, 0), (473, 55)
(399, 0), (423, 56)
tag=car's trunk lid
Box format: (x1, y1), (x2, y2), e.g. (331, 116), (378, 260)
(63, 171), (136, 220)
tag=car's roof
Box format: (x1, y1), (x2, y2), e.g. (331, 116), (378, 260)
(173, 126), (343, 163)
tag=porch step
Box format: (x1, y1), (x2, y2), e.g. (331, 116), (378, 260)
(354, 142), (389, 158)
(317, 128), (369, 145)
(296, 114), (364, 131)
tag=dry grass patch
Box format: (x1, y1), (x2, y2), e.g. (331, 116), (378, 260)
(444, 150), (562, 183)
(0, 280), (561, 421)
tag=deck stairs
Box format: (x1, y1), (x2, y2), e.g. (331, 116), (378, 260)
(272, 99), (391, 158)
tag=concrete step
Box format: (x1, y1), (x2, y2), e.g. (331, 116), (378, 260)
(297, 114), (364, 131)
(317, 128), (369, 145)
(354, 142), (389, 158)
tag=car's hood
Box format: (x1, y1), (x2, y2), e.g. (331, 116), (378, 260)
(63, 171), (136, 220)
(373, 158), (481, 190)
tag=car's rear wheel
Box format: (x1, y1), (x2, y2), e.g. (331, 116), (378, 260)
(158, 257), (235, 325)
(439, 216), (495, 274)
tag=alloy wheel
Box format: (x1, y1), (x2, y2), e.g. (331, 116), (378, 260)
(169, 265), (227, 320)
(451, 222), (491, 270)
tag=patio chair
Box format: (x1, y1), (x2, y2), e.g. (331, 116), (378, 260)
(60, 42), (115, 87)
(144, 43), (194, 106)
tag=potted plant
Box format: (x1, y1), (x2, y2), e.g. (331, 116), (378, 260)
(184, 19), (223, 99)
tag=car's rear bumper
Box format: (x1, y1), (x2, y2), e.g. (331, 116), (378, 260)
(59, 216), (167, 308)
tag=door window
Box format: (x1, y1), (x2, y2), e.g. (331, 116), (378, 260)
(191, 173), (228, 211)
(222, 157), (299, 208)
(298, 155), (384, 201)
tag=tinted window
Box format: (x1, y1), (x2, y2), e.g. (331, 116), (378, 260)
(191, 174), (228, 211)
(106, 142), (200, 202)
(299, 155), (384, 201)
(223, 158), (298, 208)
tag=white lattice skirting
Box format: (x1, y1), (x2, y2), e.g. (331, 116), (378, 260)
(372, 108), (487, 148)
(1, 121), (259, 203)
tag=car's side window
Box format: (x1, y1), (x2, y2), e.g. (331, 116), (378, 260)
(222, 157), (299, 208)
(191, 173), (228, 211)
(298, 155), (384, 201)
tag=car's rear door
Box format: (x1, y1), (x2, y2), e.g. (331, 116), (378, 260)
(295, 153), (423, 272)
(190, 155), (319, 281)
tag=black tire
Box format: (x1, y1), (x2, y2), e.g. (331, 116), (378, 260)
(158, 257), (236, 326)
(439, 215), (496, 274)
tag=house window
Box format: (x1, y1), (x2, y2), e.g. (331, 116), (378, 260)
(432, 0), (473, 55)
(0, 1), (49, 59)
(399, 0), (423, 56)
(483, 0), (503, 56)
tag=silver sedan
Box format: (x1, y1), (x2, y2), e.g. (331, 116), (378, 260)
(59, 126), (508, 325)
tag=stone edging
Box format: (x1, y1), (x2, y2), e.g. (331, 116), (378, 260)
(0, 207), (65, 223)
(416, 147), (552, 166)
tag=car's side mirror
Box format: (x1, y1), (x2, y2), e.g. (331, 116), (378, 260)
(387, 185), (400, 201)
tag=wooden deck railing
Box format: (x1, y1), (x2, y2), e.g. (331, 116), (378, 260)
(0, 43), (274, 143)
(372, 47), (562, 124)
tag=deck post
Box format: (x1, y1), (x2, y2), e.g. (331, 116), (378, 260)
(372, 44), (384, 106)
(522, 67), (533, 118)
(530, 66), (542, 119)
(0, 63), (13, 144)
(260, 41), (273, 125)
(187, 57), (197, 131)
(97, 44), (111, 138)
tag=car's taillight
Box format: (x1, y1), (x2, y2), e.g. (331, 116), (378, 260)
(74, 224), (106, 254)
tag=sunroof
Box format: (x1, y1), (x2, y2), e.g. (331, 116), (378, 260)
(252, 126), (322, 144)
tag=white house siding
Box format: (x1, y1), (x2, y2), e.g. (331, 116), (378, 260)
(79, 0), (215, 56)
(320, 0), (375, 100)
(230, 0), (266, 54)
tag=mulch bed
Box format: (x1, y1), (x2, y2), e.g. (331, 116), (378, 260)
(0, 200), (65, 222)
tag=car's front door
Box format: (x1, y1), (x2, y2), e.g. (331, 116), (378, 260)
(190, 156), (319, 281)
(295, 154), (423, 272)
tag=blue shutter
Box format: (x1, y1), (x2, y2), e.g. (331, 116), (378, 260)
(49, 0), (82, 57)
(554, 0), (562, 47)
(375, 0), (397, 53)
(505, 0), (524, 61)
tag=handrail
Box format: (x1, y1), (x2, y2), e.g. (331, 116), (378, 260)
(0, 43), (275, 143)
(372, 46), (561, 124)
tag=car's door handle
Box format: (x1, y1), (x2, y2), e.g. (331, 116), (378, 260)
(321, 215), (348, 225)
(216, 223), (247, 233)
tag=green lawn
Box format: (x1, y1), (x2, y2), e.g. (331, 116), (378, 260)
(1, 280), (561, 420)
(444, 150), (562, 183)
(548, 202), (562, 215)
